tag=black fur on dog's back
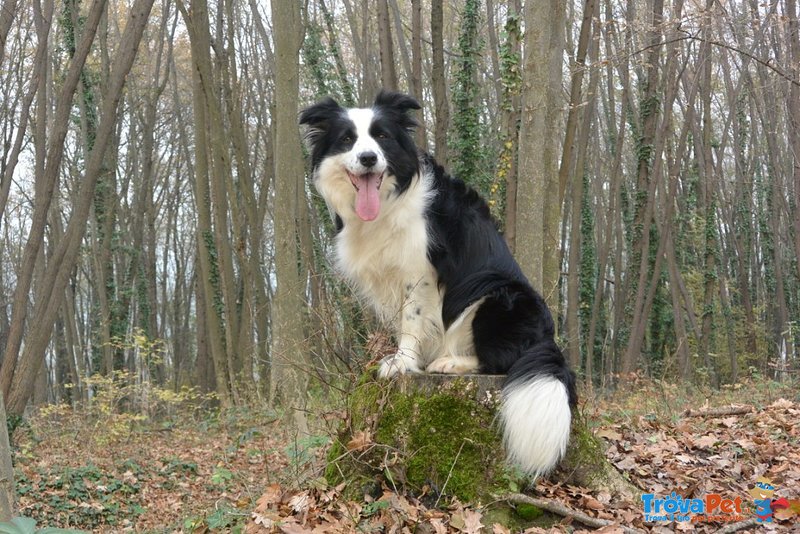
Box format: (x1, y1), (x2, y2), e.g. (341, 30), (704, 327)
(423, 154), (576, 400)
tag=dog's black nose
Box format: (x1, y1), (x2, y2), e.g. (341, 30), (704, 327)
(359, 152), (378, 168)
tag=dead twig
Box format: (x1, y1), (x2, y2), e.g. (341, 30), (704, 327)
(681, 405), (754, 418)
(502, 493), (647, 534)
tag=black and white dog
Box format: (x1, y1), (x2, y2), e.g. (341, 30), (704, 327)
(300, 91), (576, 478)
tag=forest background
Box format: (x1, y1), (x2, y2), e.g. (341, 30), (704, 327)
(0, 0), (800, 529)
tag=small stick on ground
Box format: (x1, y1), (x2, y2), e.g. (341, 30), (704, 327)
(502, 493), (646, 534)
(682, 405), (754, 418)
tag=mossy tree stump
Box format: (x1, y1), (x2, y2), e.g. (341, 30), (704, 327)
(326, 373), (638, 506)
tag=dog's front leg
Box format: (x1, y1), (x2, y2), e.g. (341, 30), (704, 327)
(377, 280), (434, 378)
(377, 331), (423, 378)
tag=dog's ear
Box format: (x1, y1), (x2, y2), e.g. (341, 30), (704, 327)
(374, 90), (421, 130)
(299, 97), (343, 147)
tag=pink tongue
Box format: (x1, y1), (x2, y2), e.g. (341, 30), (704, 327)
(354, 174), (381, 221)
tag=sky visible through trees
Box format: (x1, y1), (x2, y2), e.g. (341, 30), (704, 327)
(0, 0), (799, 413)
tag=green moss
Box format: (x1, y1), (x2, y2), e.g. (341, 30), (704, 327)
(561, 414), (606, 482)
(514, 502), (543, 520)
(481, 502), (554, 531)
(326, 374), (514, 503)
(556, 413), (639, 499)
(324, 439), (345, 482)
(389, 393), (499, 501)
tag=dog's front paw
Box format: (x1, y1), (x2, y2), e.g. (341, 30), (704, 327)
(426, 355), (479, 375)
(378, 352), (422, 378)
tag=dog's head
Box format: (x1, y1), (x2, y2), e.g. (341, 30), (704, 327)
(300, 91), (421, 222)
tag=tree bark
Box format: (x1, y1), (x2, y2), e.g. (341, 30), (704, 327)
(431, 0), (449, 166)
(410, 0), (426, 149)
(0, 0), (19, 62)
(178, 0), (233, 406)
(0, 393), (14, 520)
(5, 0), (156, 415)
(0, 0), (107, 400)
(564, 0), (598, 370)
(499, 0), (522, 252)
(786, 0), (800, 283)
(517, 0), (565, 303)
(271, 0), (309, 434)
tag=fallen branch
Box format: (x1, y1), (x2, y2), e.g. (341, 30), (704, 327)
(502, 493), (646, 534)
(682, 405), (754, 418)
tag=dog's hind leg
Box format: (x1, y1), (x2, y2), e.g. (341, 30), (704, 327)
(426, 354), (479, 374)
(426, 298), (483, 375)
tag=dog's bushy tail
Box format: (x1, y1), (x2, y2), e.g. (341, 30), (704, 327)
(500, 340), (576, 479)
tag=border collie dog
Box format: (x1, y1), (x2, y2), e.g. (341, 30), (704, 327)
(300, 91), (577, 478)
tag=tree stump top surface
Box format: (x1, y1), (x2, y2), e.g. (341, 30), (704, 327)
(393, 373), (506, 400)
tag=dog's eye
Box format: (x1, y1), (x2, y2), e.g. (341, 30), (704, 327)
(376, 132), (389, 140)
(342, 134), (354, 143)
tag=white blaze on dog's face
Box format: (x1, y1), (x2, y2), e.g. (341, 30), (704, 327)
(342, 108), (388, 221)
(300, 92), (422, 225)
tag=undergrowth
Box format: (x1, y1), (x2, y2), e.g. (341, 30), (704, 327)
(585, 371), (799, 427)
(8, 369), (797, 531)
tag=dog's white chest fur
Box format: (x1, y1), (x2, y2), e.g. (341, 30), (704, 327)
(333, 173), (439, 322)
(326, 170), (478, 375)
(336, 215), (436, 321)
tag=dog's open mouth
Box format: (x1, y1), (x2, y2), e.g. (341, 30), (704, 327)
(347, 171), (383, 221)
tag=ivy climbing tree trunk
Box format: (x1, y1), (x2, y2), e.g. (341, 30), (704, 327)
(5, 0), (155, 415)
(452, 0), (481, 187)
(0, 0), (107, 401)
(498, 0), (521, 251)
(619, 0), (664, 375)
(178, 0), (232, 407)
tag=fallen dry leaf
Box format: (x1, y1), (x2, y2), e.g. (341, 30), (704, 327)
(596, 428), (623, 441)
(346, 429), (373, 452)
(581, 495), (605, 510)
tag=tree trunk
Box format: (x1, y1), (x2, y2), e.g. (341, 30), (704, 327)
(5, 0), (156, 415)
(0, 0), (107, 400)
(786, 0), (800, 283)
(271, 0), (309, 434)
(619, 0), (664, 375)
(410, 0), (426, 149)
(540, 0), (566, 314)
(564, 0), (598, 371)
(0, 393), (14, 520)
(516, 0), (564, 305)
(0, 0), (19, 61)
(698, 6), (719, 386)
(431, 0), (449, 166)
(499, 0), (521, 252)
(178, 0), (232, 406)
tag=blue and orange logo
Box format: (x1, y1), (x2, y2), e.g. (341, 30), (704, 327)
(641, 492), (744, 523)
(641, 477), (799, 525)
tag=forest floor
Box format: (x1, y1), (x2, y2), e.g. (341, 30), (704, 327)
(10, 374), (800, 533)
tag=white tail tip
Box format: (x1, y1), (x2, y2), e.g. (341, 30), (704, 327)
(500, 375), (572, 478)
